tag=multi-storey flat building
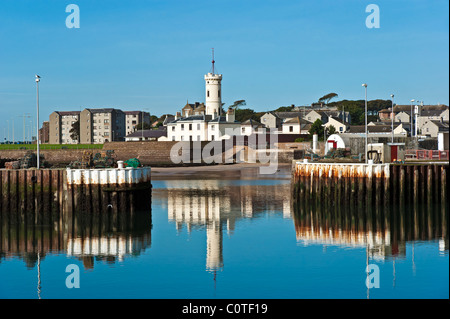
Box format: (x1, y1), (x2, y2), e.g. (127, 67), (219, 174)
(48, 108), (144, 144)
(124, 111), (151, 136)
(79, 108), (126, 144)
(49, 111), (80, 144)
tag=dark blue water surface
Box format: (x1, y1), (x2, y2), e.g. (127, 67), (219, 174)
(0, 166), (448, 299)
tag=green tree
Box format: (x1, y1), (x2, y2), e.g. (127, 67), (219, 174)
(309, 119), (324, 140)
(327, 125), (336, 135)
(318, 93), (338, 105)
(69, 120), (80, 142)
(228, 100), (246, 110)
(235, 108), (258, 122)
(274, 106), (294, 112)
(135, 122), (152, 130)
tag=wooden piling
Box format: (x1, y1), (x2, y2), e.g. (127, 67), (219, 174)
(442, 166), (447, 205)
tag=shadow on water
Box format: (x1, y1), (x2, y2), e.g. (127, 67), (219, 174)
(0, 187), (152, 270)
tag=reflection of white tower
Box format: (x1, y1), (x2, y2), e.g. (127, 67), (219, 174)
(206, 220), (224, 271)
(205, 48), (222, 117)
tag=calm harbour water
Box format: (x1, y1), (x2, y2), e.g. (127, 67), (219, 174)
(0, 165), (448, 299)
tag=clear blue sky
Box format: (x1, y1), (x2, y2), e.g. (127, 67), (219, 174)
(0, 0), (448, 141)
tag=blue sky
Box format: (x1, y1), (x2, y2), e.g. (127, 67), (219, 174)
(0, 0), (448, 141)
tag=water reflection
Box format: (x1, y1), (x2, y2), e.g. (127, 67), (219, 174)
(153, 180), (291, 272)
(292, 198), (449, 260)
(153, 174), (448, 277)
(0, 194), (152, 269)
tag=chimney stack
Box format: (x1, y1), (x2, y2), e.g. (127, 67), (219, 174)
(226, 107), (235, 122)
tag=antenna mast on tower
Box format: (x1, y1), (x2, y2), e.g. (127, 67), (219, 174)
(211, 48), (215, 74)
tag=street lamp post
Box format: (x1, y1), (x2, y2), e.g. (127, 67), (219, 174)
(390, 94), (395, 143)
(410, 99), (415, 137)
(35, 75), (41, 169)
(362, 83), (368, 163)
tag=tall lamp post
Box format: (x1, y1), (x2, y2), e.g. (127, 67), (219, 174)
(35, 75), (41, 169)
(410, 99), (415, 137)
(390, 94), (395, 143)
(362, 83), (368, 163)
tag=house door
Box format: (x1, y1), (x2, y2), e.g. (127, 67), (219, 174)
(391, 145), (398, 162)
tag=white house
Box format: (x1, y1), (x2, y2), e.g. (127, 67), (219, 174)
(421, 120), (449, 138)
(394, 111), (410, 124)
(324, 116), (349, 133)
(281, 117), (311, 134)
(240, 119), (265, 136)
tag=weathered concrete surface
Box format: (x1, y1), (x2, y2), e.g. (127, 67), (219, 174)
(66, 167), (151, 185)
(292, 161), (448, 206)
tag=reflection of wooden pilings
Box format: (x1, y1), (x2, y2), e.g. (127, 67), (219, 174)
(427, 166), (433, 209)
(413, 166), (419, 206)
(399, 165), (405, 207)
(442, 166), (447, 205)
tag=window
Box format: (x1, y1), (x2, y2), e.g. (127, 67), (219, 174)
(189, 124), (192, 131)
(211, 135), (215, 140)
(104, 119), (109, 123)
(218, 90), (220, 98)
(197, 124), (200, 130)
(242, 127), (245, 133)
(339, 127), (343, 132)
(104, 132), (109, 136)
(289, 126), (293, 132)
(172, 126), (175, 131)
(211, 125), (215, 130)
(181, 124), (184, 131)
(197, 135), (200, 141)
(172, 136), (175, 141)
(207, 90), (210, 97)
(181, 136), (184, 141)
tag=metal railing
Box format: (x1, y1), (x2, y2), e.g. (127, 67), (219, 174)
(405, 149), (449, 160)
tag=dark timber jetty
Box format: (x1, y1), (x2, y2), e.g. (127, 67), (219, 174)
(0, 167), (152, 218)
(292, 161), (448, 207)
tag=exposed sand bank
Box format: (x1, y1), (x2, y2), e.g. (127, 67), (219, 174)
(151, 163), (292, 180)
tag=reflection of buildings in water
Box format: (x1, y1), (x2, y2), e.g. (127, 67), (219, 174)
(293, 202), (449, 261)
(160, 180), (292, 272)
(67, 233), (152, 268)
(0, 209), (152, 270)
(295, 226), (393, 261)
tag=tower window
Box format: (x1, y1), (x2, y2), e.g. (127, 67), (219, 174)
(207, 90), (210, 97)
(218, 90), (221, 98)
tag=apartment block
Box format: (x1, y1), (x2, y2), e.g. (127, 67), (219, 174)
(48, 111), (80, 144)
(124, 111), (151, 136)
(80, 108), (126, 144)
